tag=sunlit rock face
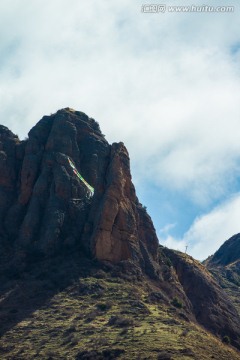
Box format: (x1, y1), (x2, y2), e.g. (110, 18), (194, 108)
(0, 108), (159, 276)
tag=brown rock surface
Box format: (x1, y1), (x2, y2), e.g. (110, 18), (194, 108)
(0, 108), (159, 276)
(0, 108), (240, 351)
(163, 247), (240, 349)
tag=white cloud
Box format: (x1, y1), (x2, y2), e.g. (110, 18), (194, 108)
(161, 194), (240, 260)
(160, 235), (187, 253)
(159, 223), (176, 235)
(0, 1), (240, 259)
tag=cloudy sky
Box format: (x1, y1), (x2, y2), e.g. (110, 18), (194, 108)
(1, 0), (240, 260)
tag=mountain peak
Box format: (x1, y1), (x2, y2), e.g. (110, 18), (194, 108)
(0, 109), (159, 278)
(208, 233), (240, 266)
(1, 110), (240, 355)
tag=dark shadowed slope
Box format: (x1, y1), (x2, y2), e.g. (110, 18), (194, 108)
(205, 234), (240, 316)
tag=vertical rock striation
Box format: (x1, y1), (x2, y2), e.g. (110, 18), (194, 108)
(0, 108), (159, 275)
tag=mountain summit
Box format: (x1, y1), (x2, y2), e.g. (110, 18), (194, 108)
(208, 233), (240, 266)
(0, 108), (240, 359)
(0, 108), (158, 276)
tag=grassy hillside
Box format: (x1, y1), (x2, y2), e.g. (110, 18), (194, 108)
(0, 255), (239, 360)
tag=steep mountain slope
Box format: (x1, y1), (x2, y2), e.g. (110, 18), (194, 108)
(0, 108), (240, 359)
(205, 234), (240, 315)
(0, 255), (240, 360)
(163, 248), (240, 347)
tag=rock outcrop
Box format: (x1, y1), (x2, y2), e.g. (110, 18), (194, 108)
(0, 126), (21, 238)
(0, 108), (240, 351)
(0, 108), (159, 277)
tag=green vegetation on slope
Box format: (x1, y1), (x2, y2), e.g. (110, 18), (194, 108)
(0, 256), (239, 360)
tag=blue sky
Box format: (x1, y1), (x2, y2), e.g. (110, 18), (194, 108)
(0, 0), (240, 260)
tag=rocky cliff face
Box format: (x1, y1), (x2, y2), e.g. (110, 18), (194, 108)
(0, 108), (240, 351)
(0, 108), (158, 277)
